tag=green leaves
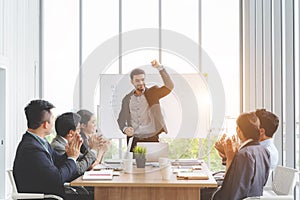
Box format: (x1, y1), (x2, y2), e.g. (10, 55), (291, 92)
(133, 146), (146, 155)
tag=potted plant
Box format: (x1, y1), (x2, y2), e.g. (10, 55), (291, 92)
(133, 146), (147, 168)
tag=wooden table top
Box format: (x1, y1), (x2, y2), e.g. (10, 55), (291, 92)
(71, 162), (217, 188)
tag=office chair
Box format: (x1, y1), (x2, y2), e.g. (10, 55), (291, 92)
(243, 165), (299, 200)
(7, 170), (63, 200)
(63, 182), (90, 195)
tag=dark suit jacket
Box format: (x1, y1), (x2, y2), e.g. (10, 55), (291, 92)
(117, 68), (174, 138)
(13, 132), (77, 197)
(212, 141), (270, 200)
(51, 135), (96, 176)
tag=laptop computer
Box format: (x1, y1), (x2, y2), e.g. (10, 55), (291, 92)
(136, 142), (169, 162)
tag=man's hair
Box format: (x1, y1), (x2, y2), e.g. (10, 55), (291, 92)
(255, 109), (279, 137)
(55, 112), (81, 137)
(77, 109), (93, 125)
(24, 100), (55, 129)
(130, 68), (145, 80)
(236, 112), (260, 141)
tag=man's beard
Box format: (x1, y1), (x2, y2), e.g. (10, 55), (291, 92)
(136, 84), (145, 91)
(136, 87), (143, 92)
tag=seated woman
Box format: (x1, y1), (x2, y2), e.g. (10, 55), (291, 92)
(212, 112), (270, 200)
(77, 109), (110, 166)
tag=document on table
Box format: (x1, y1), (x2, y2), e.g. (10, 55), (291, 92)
(82, 170), (113, 180)
(177, 171), (209, 180)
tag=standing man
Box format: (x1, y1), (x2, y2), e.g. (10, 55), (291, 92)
(117, 60), (174, 151)
(13, 100), (82, 198)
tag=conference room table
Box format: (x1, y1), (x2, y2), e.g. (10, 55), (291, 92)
(71, 161), (218, 200)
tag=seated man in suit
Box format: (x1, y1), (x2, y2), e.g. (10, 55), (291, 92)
(13, 100), (82, 199)
(52, 112), (106, 176)
(215, 109), (279, 170)
(255, 109), (279, 170)
(212, 112), (270, 200)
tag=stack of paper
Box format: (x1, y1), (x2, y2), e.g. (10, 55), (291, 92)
(171, 159), (203, 166)
(177, 171), (208, 180)
(82, 170), (113, 180)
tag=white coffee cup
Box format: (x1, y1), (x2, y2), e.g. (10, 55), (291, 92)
(122, 159), (133, 173)
(123, 152), (133, 160)
(160, 165), (172, 180)
(159, 157), (169, 167)
(159, 157), (171, 180)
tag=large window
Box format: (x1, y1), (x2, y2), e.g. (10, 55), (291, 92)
(294, 0), (300, 197)
(241, 0), (300, 198)
(43, 0), (240, 172)
(44, 0), (79, 114)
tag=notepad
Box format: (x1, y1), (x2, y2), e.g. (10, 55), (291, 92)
(82, 170), (113, 180)
(177, 171), (209, 180)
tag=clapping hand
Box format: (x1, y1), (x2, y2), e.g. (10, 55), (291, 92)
(215, 133), (240, 166)
(65, 133), (83, 160)
(215, 133), (227, 158)
(88, 134), (111, 157)
(223, 135), (240, 169)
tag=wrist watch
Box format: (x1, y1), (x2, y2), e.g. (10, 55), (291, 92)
(157, 65), (164, 71)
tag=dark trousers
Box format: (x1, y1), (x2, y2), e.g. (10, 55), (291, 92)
(64, 186), (94, 200)
(200, 187), (218, 200)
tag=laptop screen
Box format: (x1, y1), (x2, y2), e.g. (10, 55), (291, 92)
(136, 142), (169, 162)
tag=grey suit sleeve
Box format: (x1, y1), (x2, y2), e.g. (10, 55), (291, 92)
(76, 150), (97, 175)
(51, 140), (66, 155)
(117, 95), (130, 133)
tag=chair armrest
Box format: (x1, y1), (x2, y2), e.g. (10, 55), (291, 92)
(64, 182), (89, 195)
(212, 170), (225, 176)
(258, 196), (294, 200)
(44, 194), (64, 200)
(243, 196), (294, 200)
(12, 193), (64, 200)
(12, 193), (44, 199)
(74, 186), (89, 195)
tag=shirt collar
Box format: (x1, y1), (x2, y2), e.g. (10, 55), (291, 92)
(260, 138), (273, 146)
(61, 135), (68, 144)
(238, 138), (254, 150)
(27, 130), (48, 145)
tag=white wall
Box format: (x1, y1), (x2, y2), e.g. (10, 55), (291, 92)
(0, 0), (40, 199)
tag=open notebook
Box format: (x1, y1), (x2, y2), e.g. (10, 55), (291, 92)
(82, 170), (113, 180)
